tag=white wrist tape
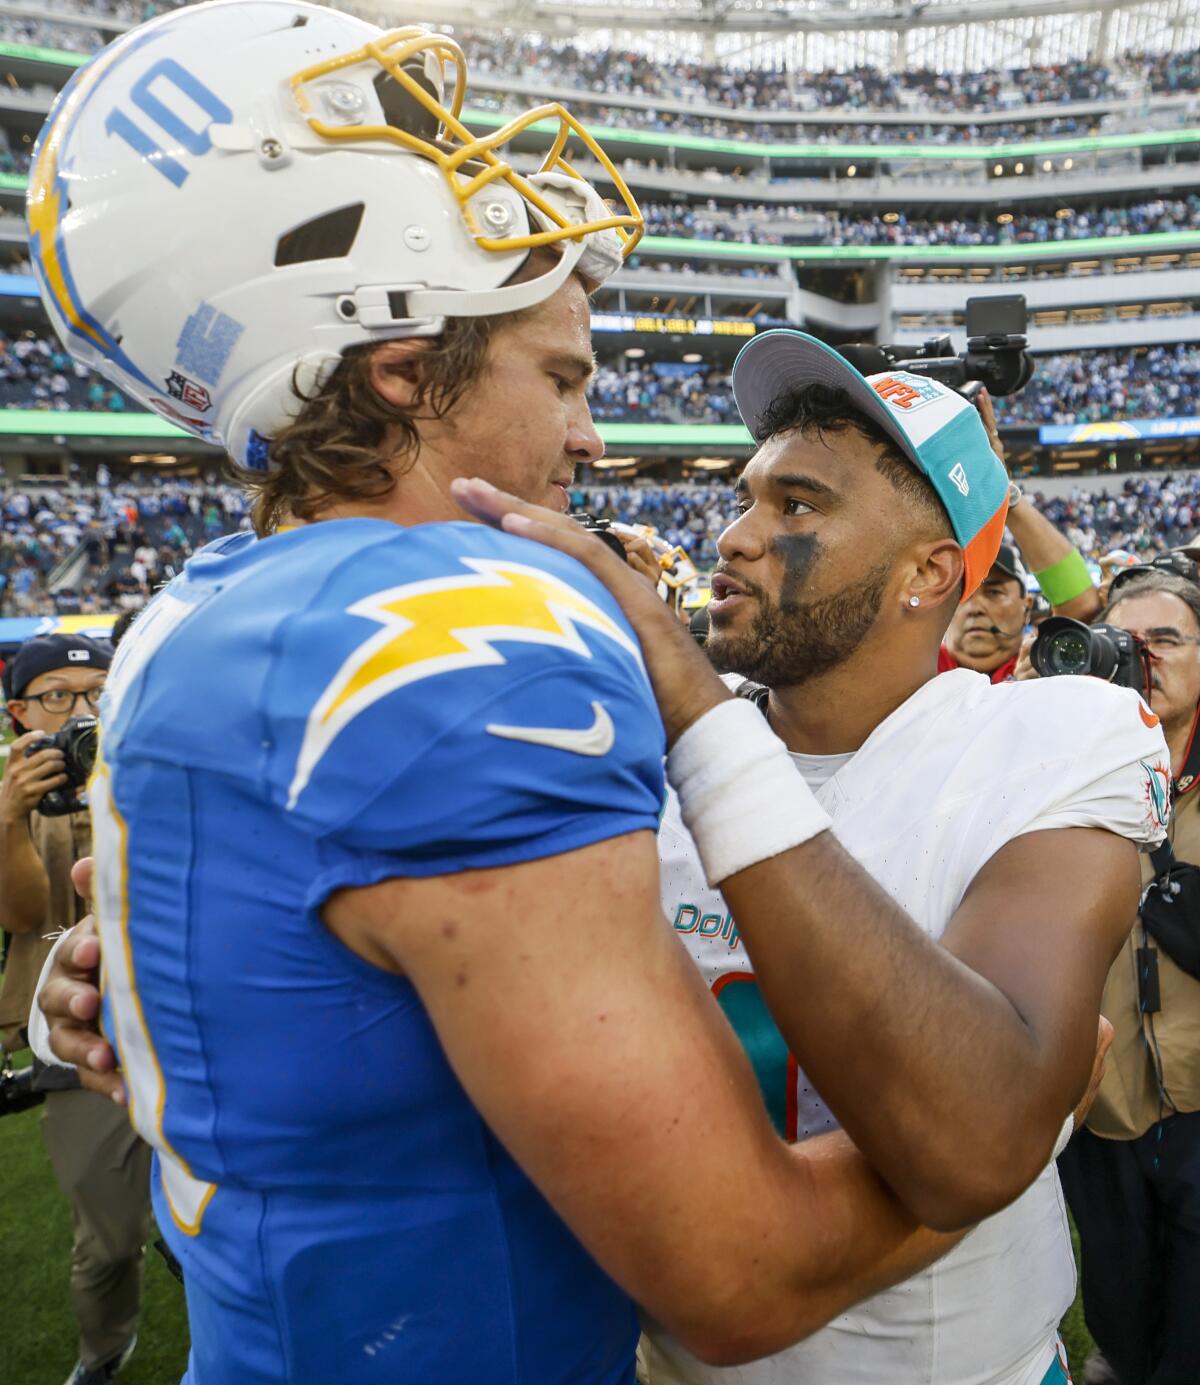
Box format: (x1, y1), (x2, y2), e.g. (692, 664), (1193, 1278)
(26, 927), (77, 1070)
(1051, 1113), (1075, 1162)
(667, 699), (832, 887)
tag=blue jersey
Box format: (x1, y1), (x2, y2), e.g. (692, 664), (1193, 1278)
(90, 519), (665, 1384)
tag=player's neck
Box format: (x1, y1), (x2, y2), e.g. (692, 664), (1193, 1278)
(764, 646), (939, 756)
(306, 467), (471, 528)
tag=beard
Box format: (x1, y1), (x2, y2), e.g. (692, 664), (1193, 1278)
(707, 559), (892, 688)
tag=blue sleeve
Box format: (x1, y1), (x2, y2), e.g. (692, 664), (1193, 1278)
(262, 523), (667, 895)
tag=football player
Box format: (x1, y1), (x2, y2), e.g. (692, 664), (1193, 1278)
(24, 5), (968, 1381)
(452, 336), (1172, 1385)
(26, 5), (1157, 1384)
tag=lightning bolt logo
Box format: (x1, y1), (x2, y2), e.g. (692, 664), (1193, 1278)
(287, 558), (642, 808)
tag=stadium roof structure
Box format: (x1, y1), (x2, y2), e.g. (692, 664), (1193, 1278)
(3, 0), (1197, 80)
(377, 0), (1198, 77)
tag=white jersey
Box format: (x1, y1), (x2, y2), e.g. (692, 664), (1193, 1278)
(647, 668), (1170, 1385)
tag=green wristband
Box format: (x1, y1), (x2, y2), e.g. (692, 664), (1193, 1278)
(1035, 550), (1093, 607)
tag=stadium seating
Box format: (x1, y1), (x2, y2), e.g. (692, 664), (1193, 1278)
(4, 0), (1200, 619)
(10, 468), (1200, 620)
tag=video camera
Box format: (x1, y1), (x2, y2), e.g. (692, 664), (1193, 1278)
(1030, 617), (1152, 700)
(838, 294), (1033, 401)
(26, 714), (99, 817)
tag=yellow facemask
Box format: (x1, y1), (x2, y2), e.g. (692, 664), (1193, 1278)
(289, 27), (644, 258)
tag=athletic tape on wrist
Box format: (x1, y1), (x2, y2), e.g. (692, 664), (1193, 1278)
(1035, 551), (1093, 608)
(26, 926), (75, 1070)
(666, 699), (832, 887)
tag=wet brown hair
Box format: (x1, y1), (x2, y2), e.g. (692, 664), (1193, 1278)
(231, 313), (517, 537)
(232, 249), (582, 537)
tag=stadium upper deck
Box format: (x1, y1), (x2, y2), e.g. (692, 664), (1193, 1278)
(4, 0), (1200, 484)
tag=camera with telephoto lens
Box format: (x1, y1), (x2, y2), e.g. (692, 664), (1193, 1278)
(571, 512), (629, 561)
(1030, 617), (1152, 699)
(0, 1059), (44, 1117)
(26, 714), (99, 816)
(838, 294), (1033, 401)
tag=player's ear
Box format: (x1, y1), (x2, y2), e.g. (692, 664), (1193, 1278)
(367, 339), (432, 410)
(907, 537), (965, 611)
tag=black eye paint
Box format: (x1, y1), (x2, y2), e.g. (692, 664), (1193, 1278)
(773, 532), (823, 610)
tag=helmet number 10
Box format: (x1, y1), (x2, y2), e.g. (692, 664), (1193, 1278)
(104, 58), (232, 189)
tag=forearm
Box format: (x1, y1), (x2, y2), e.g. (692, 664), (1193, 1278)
(0, 818), (49, 934)
(793, 1131), (963, 1295)
(732, 1132), (962, 1362)
(1006, 502), (1100, 619)
(721, 835), (1054, 1228)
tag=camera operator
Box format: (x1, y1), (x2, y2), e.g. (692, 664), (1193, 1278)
(939, 391), (1100, 682)
(1018, 570), (1200, 1385)
(0, 634), (150, 1385)
(938, 543), (1031, 681)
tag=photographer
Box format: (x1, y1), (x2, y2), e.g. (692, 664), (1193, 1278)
(938, 543), (1031, 681)
(0, 634), (150, 1385)
(1019, 571), (1200, 1385)
(939, 390), (1100, 682)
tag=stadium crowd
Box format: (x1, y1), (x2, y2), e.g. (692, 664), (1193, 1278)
(7, 4), (1199, 121)
(8, 466), (1200, 617)
(588, 362), (741, 426)
(469, 91), (1116, 146)
(1002, 345), (1200, 424)
(0, 475), (248, 615)
(638, 196), (1200, 247)
(0, 334), (121, 413)
(582, 472), (1200, 565)
(589, 346), (1200, 429)
(4, 331), (1200, 432)
(468, 32), (1200, 114)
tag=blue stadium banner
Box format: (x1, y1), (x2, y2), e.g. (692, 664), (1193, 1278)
(1039, 418), (1200, 443)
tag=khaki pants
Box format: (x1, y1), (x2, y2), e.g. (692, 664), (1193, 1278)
(41, 1088), (154, 1370)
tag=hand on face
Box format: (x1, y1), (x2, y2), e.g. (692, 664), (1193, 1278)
(450, 478), (730, 744)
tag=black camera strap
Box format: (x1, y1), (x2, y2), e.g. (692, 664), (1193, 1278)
(1172, 703), (1200, 802)
(1142, 838), (1200, 983)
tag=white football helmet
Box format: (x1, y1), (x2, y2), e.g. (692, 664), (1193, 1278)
(27, 0), (642, 468)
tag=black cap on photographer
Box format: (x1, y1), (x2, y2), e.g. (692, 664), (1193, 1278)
(2, 633), (112, 703)
(992, 544), (1029, 588)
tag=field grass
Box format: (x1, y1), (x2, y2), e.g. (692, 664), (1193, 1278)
(0, 1066), (1096, 1385)
(0, 1080), (190, 1385)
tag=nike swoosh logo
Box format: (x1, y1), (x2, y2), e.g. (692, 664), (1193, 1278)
(1139, 701), (1160, 728)
(486, 700), (615, 757)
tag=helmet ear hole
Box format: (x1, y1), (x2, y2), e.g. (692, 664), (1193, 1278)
(274, 203), (365, 266)
(374, 68), (439, 142)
